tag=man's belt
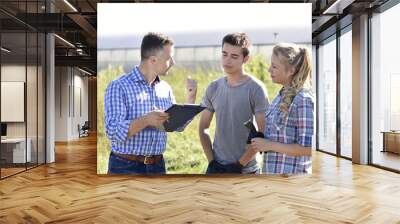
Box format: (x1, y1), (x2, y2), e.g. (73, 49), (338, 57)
(112, 152), (163, 165)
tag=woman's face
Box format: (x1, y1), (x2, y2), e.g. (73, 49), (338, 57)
(268, 53), (293, 86)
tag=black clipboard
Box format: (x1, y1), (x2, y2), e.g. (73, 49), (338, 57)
(163, 104), (206, 132)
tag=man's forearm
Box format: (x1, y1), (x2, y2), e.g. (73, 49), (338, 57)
(239, 147), (257, 166)
(199, 130), (214, 162)
(127, 115), (148, 137)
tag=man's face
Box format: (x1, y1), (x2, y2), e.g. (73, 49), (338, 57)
(221, 43), (248, 75)
(154, 44), (175, 76)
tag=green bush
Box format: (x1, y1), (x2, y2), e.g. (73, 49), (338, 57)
(245, 54), (281, 100)
(97, 55), (280, 174)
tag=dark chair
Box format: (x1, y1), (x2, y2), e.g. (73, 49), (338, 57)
(79, 121), (90, 138)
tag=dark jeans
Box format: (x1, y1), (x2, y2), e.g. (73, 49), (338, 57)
(206, 160), (243, 174)
(108, 152), (166, 175)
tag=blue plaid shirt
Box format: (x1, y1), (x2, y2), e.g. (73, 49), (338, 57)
(263, 88), (314, 174)
(104, 66), (175, 155)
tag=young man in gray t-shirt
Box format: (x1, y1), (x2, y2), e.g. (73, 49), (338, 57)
(199, 32), (269, 174)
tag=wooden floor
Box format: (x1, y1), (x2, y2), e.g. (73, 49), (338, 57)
(1, 135), (400, 223)
(1, 163), (45, 178)
(0, 167), (26, 178)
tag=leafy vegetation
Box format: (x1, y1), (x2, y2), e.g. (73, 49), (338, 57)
(97, 55), (280, 174)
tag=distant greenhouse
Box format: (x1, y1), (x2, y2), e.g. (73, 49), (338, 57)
(98, 44), (280, 72)
(98, 29), (311, 72)
(98, 44), (311, 73)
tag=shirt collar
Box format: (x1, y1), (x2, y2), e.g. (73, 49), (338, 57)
(130, 66), (160, 85)
(278, 87), (284, 97)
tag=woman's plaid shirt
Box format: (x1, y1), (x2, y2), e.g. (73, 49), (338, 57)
(263, 88), (314, 174)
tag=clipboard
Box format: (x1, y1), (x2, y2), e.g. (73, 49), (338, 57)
(163, 104), (206, 132)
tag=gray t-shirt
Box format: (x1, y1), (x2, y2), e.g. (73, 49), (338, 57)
(201, 75), (269, 173)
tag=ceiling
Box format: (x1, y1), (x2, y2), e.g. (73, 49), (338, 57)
(0, 0), (392, 76)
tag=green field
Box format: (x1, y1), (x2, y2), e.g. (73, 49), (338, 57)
(97, 55), (280, 174)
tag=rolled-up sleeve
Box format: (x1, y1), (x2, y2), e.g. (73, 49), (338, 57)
(296, 96), (314, 147)
(104, 81), (131, 143)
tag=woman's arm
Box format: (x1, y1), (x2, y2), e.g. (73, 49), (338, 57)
(250, 138), (311, 157)
(239, 137), (312, 166)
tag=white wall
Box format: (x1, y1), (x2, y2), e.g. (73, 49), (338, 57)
(54, 67), (89, 141)
(1, 63), (46, 164)
(71, 72), (89, 138)
(1, 82), (25, 122)
(55, 67), (68, 141)
(1, 65), (26, 82)
(1, 65), (27, 138)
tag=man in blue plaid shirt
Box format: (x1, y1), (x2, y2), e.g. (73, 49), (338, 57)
(104, 32), (196, 174)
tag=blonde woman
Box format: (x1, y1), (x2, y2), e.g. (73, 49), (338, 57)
(239, 43), (314, 174)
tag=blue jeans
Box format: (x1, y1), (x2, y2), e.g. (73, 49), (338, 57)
(206, 160), (241, 174)
(206, 160), (259, 174)
(108, 152), (166, 175)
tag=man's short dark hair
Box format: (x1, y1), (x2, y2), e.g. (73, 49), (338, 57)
(141, 32), (174, 60)
(222, 32), (251, 57)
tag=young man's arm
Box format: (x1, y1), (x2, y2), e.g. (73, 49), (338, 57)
(255, 112), (265, 135)
(239, 83), (268, 166)
(253, 84), (269, 133)
(238, 111), (266, 166)
(199, 109), (214, 162)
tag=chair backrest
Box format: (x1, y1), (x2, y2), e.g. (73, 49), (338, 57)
(82, 121), (90, 129)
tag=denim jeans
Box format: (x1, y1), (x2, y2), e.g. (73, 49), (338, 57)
(206, 160), (260, 174)
(206, 160), (241, 174)
(108, 152), (166, 175)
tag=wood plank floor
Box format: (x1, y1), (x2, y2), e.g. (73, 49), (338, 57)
(1, 167), (26, 178)
(1, 135), (400, 223)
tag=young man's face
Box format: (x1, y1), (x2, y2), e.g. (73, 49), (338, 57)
(221, 43), (248, 75)
(154, 44), (175, 76)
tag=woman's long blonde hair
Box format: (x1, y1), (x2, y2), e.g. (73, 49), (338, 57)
(272, 43), (312, 121)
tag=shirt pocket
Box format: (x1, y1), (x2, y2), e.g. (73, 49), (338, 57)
(154, 87), (173, 111)
(157, 97), (172, 111)
(128, 88), (150, 120)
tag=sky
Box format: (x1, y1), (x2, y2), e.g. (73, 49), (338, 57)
(98, 3), (311, 48)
